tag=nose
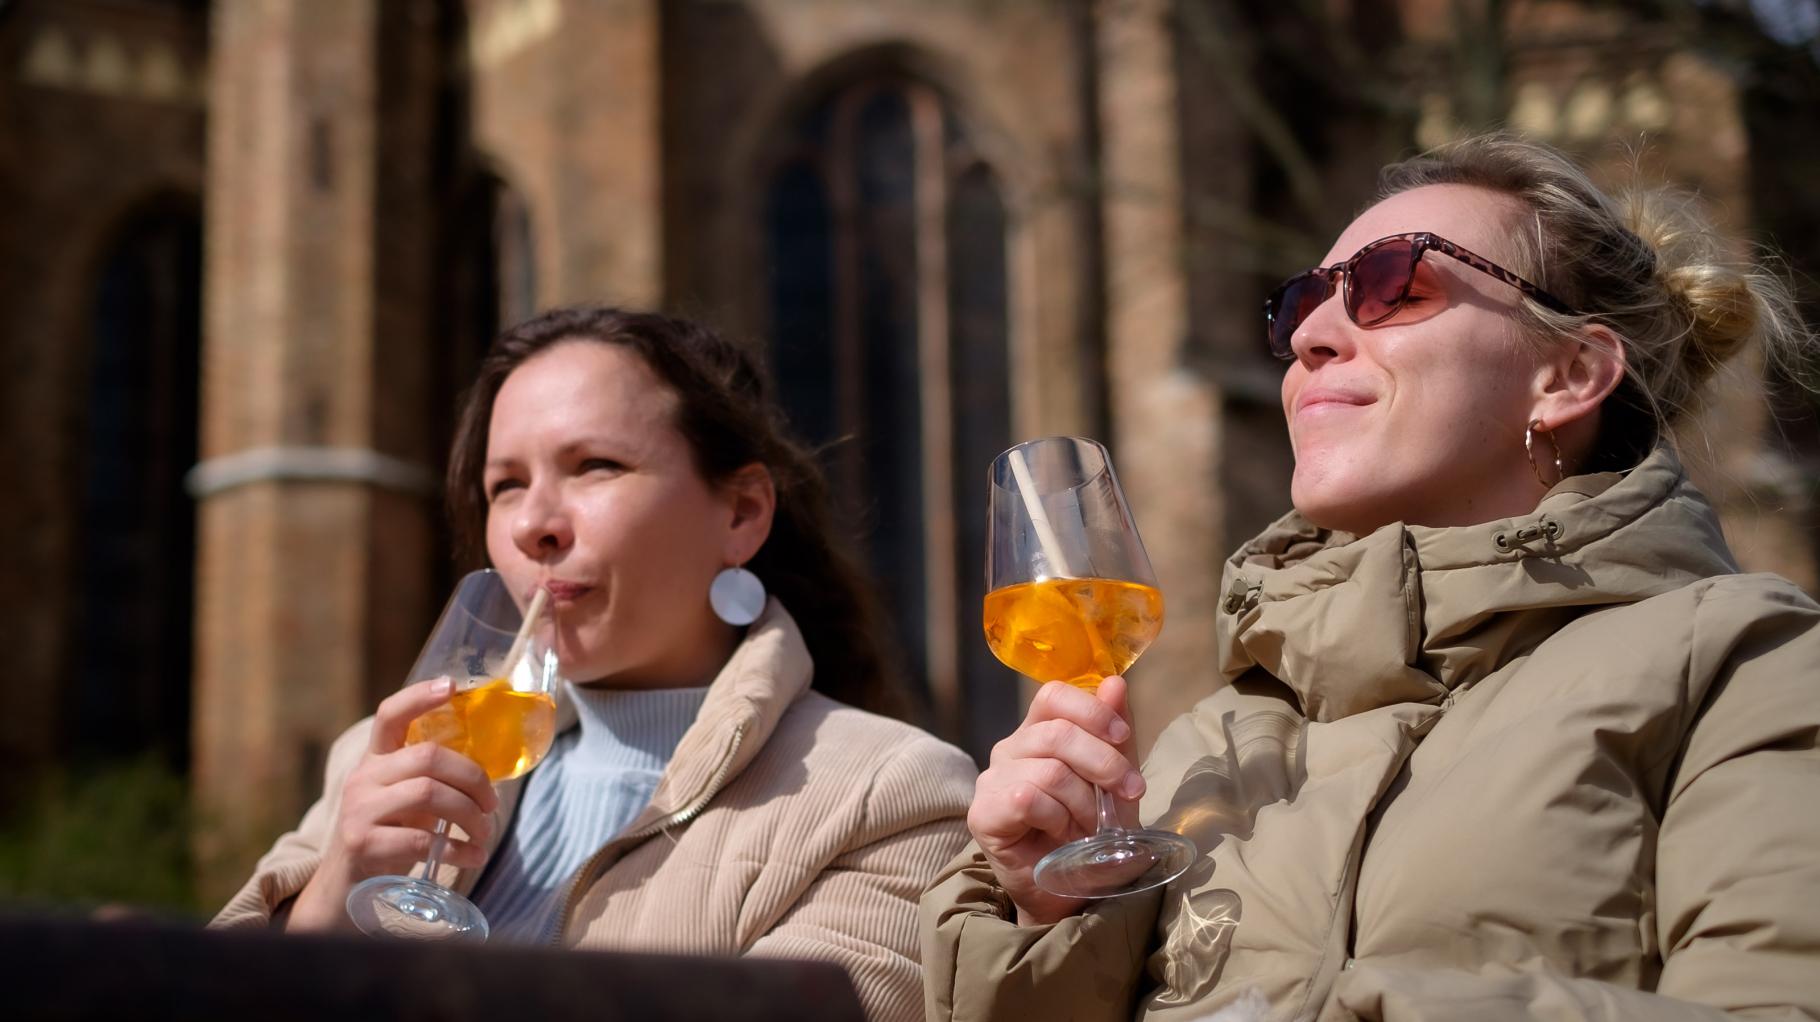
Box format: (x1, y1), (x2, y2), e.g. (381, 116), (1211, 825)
(510, 481), (574, 559)
(1288, 282), (1354, 368)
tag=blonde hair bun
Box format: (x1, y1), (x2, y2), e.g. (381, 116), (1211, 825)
(1623, 189), (1760, 382)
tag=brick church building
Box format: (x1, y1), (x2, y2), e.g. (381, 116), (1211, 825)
(2, 0), (1813, 899)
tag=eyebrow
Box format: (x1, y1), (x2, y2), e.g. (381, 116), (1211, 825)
(484, 438), (638, 471)
(557, 437), (636, 459)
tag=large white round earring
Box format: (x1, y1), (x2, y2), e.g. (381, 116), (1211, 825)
(709, 566), (767, 626)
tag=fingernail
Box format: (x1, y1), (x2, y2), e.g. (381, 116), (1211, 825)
(431, 678), (453, 696)
(1120, 772), (1145, 799)
(1108, 718), (1131, 744)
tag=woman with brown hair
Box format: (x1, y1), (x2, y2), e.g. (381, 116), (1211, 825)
(923, 134), (1820, 1020)
(215, 306), (975, 1022)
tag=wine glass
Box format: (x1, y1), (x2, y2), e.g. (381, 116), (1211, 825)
(345, 568), (562, 941)
(983, 436), (1197, 898)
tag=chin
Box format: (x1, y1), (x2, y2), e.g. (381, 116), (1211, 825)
(1291, 482), (1381, 536)
(1291, 451), (1400, 530)
(554, 633), (615, 684)
(1291, 472), (1344, 528)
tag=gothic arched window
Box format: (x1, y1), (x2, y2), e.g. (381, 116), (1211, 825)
(68, 197), (203, 768)
(762, 73), (1015, 760)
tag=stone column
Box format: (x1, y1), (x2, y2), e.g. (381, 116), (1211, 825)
(191, 0), (444, 903)
(1095, 0), (1225, 751)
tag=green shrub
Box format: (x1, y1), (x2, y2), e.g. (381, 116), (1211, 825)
(0, 756), (200, 917)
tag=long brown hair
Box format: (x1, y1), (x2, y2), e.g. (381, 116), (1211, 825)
(446, 305), (909, 718)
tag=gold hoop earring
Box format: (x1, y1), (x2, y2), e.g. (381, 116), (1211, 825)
(1526, 419), (1564, 488)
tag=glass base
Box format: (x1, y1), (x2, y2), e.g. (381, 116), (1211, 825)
(346, 875), (489, 943)
(1033, 828), (1197, 899)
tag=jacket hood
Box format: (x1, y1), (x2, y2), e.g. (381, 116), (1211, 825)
(1216, 445), (1738, 722)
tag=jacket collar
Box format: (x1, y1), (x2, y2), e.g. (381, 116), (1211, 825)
(622, 596), (810, 826)
(474, 598), (811, 867)
(1215, 446), (1737, 722)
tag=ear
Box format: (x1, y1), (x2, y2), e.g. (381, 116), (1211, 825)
(719, 462), (776, 566)
(1530, 323), (1627, 434)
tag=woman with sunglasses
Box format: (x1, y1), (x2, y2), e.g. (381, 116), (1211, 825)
(921, 133), (1820, 1020)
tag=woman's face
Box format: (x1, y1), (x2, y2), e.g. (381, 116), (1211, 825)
(1280, 183), (1550, 535)
(482, 340), (758, 686)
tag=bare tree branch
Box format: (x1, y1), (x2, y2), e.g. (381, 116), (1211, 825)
(1176, 0), (1330, 223)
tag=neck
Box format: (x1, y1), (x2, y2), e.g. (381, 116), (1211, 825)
(574, 617), (743, 690)
(1317, 463), (1552, 536)
(1416, 476), (1551, 530)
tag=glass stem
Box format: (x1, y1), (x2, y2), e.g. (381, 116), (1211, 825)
(417, 818), (451, 883)
(1096, 784), (1123, 835)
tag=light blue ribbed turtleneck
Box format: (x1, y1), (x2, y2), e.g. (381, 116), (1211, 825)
(471, 681), (709, 944)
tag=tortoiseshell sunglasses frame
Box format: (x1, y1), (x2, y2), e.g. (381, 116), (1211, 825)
(1264, 231), (1576, 359)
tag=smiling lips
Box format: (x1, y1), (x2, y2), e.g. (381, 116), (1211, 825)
(1294, 386), (1375, 417)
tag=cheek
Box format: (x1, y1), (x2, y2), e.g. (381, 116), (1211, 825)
(567, 496), (639, 576)
(578, 485), (723, 583)
(484, 509), (515, 566)
(1279, 365), (1309, 442)
(1390, 360), (1530, 460)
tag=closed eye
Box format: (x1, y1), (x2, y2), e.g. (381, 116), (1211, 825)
(1391, 263), (1448, 314)
(486, 477), (524, 501)
(580, 458), (626, 475)
(1378, 290), (1441, 324)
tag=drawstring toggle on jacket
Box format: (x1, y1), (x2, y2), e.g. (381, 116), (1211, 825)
(1493, 514), (1563, 553)
(1223, 576), (1263, 614)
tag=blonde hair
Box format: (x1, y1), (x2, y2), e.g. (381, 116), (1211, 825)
(1379, 132), (1815, 470)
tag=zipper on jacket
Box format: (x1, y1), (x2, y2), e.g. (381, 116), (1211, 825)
(544, 721), (749, 947)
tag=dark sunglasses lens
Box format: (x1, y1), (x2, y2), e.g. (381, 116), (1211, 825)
(1269, 275), (1333, 357)
(1347, 239), (1419, 325)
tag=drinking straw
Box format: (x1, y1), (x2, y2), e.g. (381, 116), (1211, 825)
(501, 587), (551, 680)
(1007, 445), (1075, 579)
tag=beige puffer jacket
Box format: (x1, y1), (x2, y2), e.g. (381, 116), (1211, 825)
(922, 447), (1820, 1020)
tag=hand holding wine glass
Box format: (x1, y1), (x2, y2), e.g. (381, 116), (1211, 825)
(969, 674), (1149, 924)
(973, 437), (1195, 909)
(283, 677), (505, 934)
(335, 568), (563, 942)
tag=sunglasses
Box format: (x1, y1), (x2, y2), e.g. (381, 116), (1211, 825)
(1264, 232), (1575, 360)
